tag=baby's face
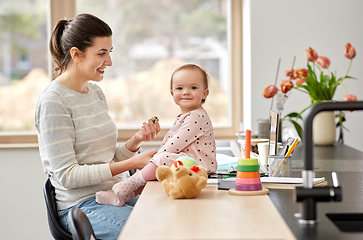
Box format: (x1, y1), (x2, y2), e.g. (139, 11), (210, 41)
(170, 69), (209, 115)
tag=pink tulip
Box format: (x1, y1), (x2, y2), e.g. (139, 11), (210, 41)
(262, 85), (278, 98)
(280, 80), (294, 94)
(295, 68), (308, 78)
(306, 47), (318, 62)
(343, 43), (356, 59)
(295, 78), (306, 86)
(344, 93), (358, 102)
(285, 68), (298, 80)
(316, 56), (330, 69)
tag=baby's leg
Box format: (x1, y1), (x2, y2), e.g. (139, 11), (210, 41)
(97, 152), (178, 206)
(95, 191), (125, 207)
(96, 163), (156, 207)
(111, 161), (159, 206)
(141, 161), (158, 180)
(151, 151), (183, 168)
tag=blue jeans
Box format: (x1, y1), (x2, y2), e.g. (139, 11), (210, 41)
(58, 196), (139, 240)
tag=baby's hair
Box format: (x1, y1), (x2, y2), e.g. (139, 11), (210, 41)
(170, 64), (209, 104)
(49, 13), (112, 75)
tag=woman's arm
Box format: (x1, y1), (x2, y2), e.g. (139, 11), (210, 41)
(110, 148), (158, 176)
(112, 118), (160, 176)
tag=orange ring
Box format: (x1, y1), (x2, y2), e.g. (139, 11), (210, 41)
(236, 171), (260, 178)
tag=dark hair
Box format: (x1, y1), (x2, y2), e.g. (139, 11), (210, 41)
(49, 13), (112, 75)
(170, 64), (209, 104)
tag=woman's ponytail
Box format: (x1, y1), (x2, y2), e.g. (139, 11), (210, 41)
(49, 20), (68, 75)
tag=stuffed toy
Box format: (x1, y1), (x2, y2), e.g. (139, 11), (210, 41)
(156, 163), (208, 199)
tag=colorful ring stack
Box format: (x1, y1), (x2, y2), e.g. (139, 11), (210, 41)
(234, 158), (262, 191)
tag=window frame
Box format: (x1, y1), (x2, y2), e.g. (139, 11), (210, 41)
(0, 0), (242, 145)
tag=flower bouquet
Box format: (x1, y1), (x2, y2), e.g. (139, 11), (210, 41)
(262, 43), (358, 141)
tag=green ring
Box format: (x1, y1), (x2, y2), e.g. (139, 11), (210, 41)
(238, 158), (259, 166)
(237, 165), (260, 172)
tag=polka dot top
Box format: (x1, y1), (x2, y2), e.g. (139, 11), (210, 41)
(151, 109), (217, 174)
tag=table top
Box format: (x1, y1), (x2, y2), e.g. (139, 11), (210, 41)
(119, 142), (363, 240)
(118, 181), (296, 240)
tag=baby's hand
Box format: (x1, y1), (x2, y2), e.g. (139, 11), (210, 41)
(134, 117), (161, 142)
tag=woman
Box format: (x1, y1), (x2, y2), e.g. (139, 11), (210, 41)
(35, 13), (160, 240)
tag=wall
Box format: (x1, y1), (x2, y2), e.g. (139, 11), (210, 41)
(249, 0), (363, 150)
(0, 148), (52, 240)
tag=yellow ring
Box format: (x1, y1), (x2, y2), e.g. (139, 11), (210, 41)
(238, 158), (259, 166)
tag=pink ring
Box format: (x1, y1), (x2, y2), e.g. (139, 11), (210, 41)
(236, 177), (261, 185)
(235, 183), (262, 191)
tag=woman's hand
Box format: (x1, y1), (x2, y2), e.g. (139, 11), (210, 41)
(126, 118), (161, 152)
(135, 118), (161, 142)
(110, 149), (158, 176)
(132, 149), (158, 170)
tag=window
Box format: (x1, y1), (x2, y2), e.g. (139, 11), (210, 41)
(0, 0), (242, 144)
(77, 0), (242, 141)
(0, 0), (48, 131)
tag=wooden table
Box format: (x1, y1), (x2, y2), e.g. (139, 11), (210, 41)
(118, 181), (296, 240)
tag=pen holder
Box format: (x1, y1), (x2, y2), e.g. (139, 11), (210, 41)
(268, 155), (292, 177)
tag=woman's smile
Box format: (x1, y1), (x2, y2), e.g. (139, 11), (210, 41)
(97, 67), (105, 75)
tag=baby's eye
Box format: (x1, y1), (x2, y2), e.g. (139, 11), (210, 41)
(176, 87), (183, 90)
(192, 86), (198, 90)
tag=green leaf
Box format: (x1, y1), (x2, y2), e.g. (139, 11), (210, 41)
(294, 86), (309, 94)
(284, 112), (303, 120)
(320, 74), (332, 100)
(285, 118), (304, 141)
(297, 102), (320, 119)
(307, 62), (317, 80)
(321, 73), (330, 88)
(337, 111), (350, 132)
(328, 72), (338, 99)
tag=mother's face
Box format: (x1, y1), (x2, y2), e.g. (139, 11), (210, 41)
(78, 36), (113, 82)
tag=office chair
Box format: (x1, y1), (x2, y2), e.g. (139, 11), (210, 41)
(68, 208), (97, 240)
(43, 178), (73, 240)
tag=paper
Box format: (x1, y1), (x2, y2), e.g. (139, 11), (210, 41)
(216, 177), (327, 190)
(217, 177), (325, 184)
(261, 177), (325, 184)
(216, 153), (239, 169)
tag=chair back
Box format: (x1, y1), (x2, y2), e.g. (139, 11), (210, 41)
(68, 208), (97, 240)
(43, 178), (73, 240)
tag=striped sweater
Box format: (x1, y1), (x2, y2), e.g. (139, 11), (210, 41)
(35, 80), (136, 210)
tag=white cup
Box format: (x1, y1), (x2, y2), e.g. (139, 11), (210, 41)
(258, 142), (282, 167)
(257, 142), (269, 167)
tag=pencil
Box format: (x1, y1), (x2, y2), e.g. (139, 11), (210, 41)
(281, 139), (299, 176)
(272, 138), (299, 177)
(279, 138), (299, 177)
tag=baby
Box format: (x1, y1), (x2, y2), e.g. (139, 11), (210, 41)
(96, 64), (217, 206)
